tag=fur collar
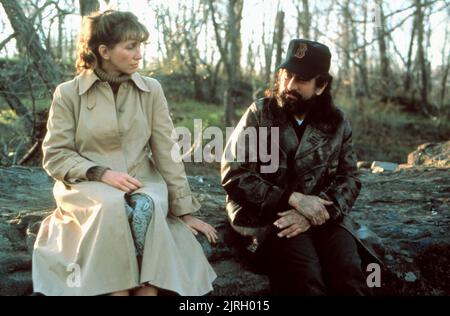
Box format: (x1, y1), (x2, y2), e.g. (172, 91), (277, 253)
(256, 96), (343, 134)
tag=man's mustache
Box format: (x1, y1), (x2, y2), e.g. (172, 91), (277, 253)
(281, 91), (304, 101)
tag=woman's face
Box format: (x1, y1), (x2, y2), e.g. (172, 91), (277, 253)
(99, 39), (142, 76)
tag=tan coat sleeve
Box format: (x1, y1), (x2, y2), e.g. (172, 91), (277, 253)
(42, 84), (97, 184)
(149, 81), (201, 216)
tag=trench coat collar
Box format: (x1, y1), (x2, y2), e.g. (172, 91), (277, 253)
(77, 69), (151, 95)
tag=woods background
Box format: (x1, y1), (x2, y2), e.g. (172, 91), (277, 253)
(0, 0), (449, 167)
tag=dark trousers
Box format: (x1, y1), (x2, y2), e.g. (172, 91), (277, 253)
(256, 221), (373, 296)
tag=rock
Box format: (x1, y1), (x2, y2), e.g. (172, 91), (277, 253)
(357, 161), (372, 169)
(353, 167), (450, 295)
(371, 161), (399, 173)
(404, 272), (418, 283)
(407, 141), (450, 167)
(0, 271), (33, 296)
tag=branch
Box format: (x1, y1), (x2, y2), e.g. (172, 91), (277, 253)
(207, 0), (227, 62)
(0, 33), (16, 51)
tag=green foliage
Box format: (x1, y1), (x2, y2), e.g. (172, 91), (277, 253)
(1, 91), (448, 166)
(0, 109), (17, 125)
(337, 96), (450, 163)
(169, 99), (224, 131)
(0, 109), (31, 165)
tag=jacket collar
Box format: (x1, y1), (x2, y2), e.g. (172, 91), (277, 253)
(262, 96), (342, 135)
(258, 97), (342, 158)
(77, 69), (151, 95)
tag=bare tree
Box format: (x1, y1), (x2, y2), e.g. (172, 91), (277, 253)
(208, 0), (244, 126)
(1, 0), (61, 94)
(346, 0), (371, 99)
(155, 1), (208, 100)
(414, 0), (430, 115)
(375, 0), (392, 98)
(0, 0), (63, 165)
(439, 18), (449, 109)
(274, 10), (285, 70)
(296, 0), (311, 39)
(261, 14), (275, 85)
(339, 0), (354, 98)
(80, 0), (99, 17)
(357, 1), (371, 98)
(404, 13), (417, 94)
(261, 1), (282, 85)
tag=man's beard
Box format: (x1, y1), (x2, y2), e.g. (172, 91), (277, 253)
(278, 90), (319, 117)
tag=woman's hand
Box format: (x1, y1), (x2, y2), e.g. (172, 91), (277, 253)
(101, 170), (143, 193)
(180, 214), (218, 244)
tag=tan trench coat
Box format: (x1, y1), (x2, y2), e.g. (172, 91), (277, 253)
(32, 70), (217, 296)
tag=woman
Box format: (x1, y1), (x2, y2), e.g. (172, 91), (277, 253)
(32, 10), (217, 296)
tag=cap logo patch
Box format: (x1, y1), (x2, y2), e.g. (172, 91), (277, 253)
(295, 43), (308, 59)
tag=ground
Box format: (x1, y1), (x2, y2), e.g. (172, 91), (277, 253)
(0, 160), (448, 296)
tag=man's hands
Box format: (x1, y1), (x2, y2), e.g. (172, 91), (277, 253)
(101, 170), (143, 193)
(288, 192), (333, 226)
(180, 214), (218, 244)
(273, 209), (311, 238)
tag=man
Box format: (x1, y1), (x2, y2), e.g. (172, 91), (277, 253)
(221, 39), (381, 295)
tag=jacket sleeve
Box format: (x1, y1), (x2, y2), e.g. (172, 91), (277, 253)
(149, 81), (201, 217)
(221, 104), (288, 217)
(42, 85), (98, 184)
(318, 119), (362, 221)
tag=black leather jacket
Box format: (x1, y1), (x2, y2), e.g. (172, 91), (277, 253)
(221, 97), (382, 264)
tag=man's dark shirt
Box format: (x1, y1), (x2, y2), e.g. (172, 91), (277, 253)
(278, 111), (308, 210)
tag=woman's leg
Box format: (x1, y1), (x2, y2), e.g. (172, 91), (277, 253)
(133, 284), (158, 296)
(109, 290), (130, 296)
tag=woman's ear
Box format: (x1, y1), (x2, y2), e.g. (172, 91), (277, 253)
(315, 82), (328, 96)
(98, 44), (109, 60)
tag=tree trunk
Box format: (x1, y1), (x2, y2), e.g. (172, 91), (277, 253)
(404, 15), (416, 93)
(0, 0), (65, 165)
(0, 81), (33, 130)
(359, 1), (371, 98)
(262, 18), (274, 85)
(209, 60), (222, 103)
(229, 0), (243, 80)
(208, 0), (243, 126)
(375, 0), (392, 97)
(439, 24), (449, 108)
(340, 0), (353, 98)
(57, 13), (63, 60)
(274, 10), (285, 70)
(296, 0), (311, 39)
(79, 0), (99, 17)
(0, 0), (61, 95)
(301, 0), (311, 39)
(414, 0), (429, 115)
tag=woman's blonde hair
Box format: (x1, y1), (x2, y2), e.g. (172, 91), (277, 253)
(75, 10), (149, 74)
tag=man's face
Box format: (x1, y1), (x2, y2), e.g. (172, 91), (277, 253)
(277, 69), (323, 116)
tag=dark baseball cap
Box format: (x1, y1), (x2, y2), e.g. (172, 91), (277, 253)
(278, 39), (331, 80)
